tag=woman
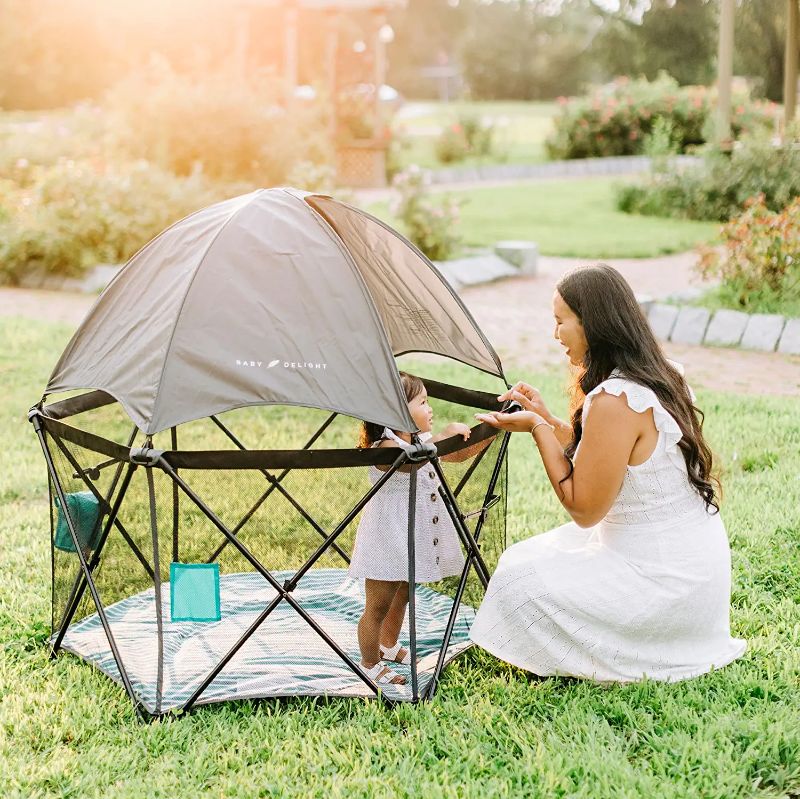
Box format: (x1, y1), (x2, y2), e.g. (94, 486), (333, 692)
(470, 264), (745, 682)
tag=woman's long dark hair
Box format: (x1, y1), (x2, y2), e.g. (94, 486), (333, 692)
(557, 264), (720, 512)
(359, 371), (425, 448)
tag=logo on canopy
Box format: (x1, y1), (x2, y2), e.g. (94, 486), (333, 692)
(235, 359), (327, 370)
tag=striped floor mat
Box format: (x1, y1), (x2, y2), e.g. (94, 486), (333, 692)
(58, 569), (475, 713)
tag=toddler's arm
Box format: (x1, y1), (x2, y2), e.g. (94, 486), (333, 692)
(434, 422), (495, 463)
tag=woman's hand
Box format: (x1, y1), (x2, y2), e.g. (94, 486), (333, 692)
(498, 382), (553, 422)
(475, 410), (546, 433)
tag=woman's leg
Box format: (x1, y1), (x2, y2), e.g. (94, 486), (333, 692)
(358, 579), (405, 683)
(380, 582), (410, 659)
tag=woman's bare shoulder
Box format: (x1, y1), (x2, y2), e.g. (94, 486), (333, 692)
(587, 388), (655, 435)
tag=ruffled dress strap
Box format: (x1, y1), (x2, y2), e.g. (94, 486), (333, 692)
(582, 376), (685, 472)
(379, 428), (433, 450)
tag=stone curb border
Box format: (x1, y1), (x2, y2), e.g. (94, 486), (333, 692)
(641, 300), (800, 356)
(427, 154), (700, 185)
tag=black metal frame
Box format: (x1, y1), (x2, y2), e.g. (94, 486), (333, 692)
(29, 383), (509, 719)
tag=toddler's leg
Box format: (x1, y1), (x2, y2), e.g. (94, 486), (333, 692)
(359, 579), (402, 669)
(380, 582), (410, 656)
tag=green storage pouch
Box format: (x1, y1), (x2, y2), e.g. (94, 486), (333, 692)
(54, 491), (103, 553)
(170, 562), (221, 623)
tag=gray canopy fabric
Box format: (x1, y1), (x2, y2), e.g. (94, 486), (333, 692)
(46, 188), (504, 435)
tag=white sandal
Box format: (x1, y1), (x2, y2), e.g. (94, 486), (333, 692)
(362, 661), (406, 685)
(380, 641), (411, 665)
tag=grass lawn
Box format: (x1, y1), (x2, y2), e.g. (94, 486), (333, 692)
(691, 283), (800, 319)
(368, 177), (720, 259)
(2, 317), (800, 798)
(392, 101), (557, 171)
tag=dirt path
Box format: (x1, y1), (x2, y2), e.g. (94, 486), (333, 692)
(1, 252), (798, 397)
(459, 254), (800, 397)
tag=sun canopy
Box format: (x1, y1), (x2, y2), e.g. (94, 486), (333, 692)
(45, 188), (503, 435)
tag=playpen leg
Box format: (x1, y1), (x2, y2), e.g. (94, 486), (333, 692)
(171, 427), (179, 563)
(145, 467), (165, 715)
(407, 464), (418, 701)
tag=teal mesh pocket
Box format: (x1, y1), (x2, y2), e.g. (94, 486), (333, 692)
(54, 491), (102, 553)
(170, 563), (221, 623)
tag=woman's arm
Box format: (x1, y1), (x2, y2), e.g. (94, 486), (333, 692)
(534, 392), (638, 526)
(478, 391), (640, 528)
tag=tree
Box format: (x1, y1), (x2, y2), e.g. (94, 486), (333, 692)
(387, 0), (473, 99)
(734, 0), (787, 101)
(591, 0), (717, 86)
(460, 0), (597, 100)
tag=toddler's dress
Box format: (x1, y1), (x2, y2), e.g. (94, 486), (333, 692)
(349, 429), (465, 582)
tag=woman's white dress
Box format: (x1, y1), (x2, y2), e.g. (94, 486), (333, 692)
(348, 431), (465, 583)
(470, 376), (746, 682)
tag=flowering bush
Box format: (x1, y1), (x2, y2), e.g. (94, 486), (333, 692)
(0, 105), (108, 187)
(434, 124), (470, 164)
(390, 166), (463, 261)
(459, 114), (495, 157)
(0, 159), (226, 284)
(546, 74), (778, 160)
(696, 195), (800, 314)
(434, 115), (495, 164)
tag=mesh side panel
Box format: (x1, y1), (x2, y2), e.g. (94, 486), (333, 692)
(61, 466), (176, 713)
(47, 381), (508, 711)
(45, 430), (127, 636)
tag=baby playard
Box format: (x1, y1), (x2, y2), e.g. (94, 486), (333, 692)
(29, 188), (509, 719)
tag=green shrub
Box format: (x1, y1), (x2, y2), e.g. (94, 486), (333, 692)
(616, 139), (800, 221)
(546, 73), (777, 160)
(696, 195), (800, 315)
(0, 159), (227, 284)
(390, 166), (463, 261)
(459, 114), (495, 157)
(105, 59), (332, 184)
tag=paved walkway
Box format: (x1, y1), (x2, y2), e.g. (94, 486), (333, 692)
(1, 251), (798, 397)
